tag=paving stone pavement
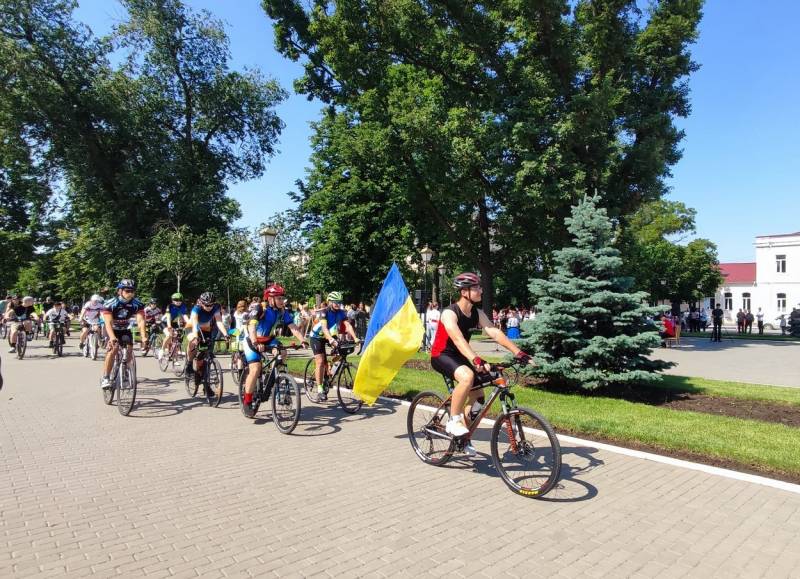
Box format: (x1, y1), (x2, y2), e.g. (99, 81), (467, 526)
(2, 338), (800, 578)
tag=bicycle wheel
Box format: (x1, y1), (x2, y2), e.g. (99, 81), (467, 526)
(0, 323), (6, 340)
(158, 341), (171, 372)
(205, 359), (223, 407)
(407, 391), (454, 466)
(230, 351), (244, 386)
(103, 363), (116, 405)
(271, 373), (301, 434)
(172, 341), (186, 377)
(303, 357), (320, 403)
(184, 362), (199, 397)
(336, 365), (362, 414)
(117, 363), (137, 416)
(490, 407), (562, 498)
(55, 337), (63, 357)
(16, 331), (26, 360)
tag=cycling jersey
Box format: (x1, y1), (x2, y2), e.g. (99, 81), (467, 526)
(103, 297), (145, 331)
(167, 303), (187, 324)
(191, 303), (221, 330)
(431, 304), (479, 359)
(44, 308), (70, 324)
(248, 307), (294, 343)
(144, 306), (162, 324)
(81, 301), (104, 323)
(308, 308), (347, 339)
(6, 305), (35, 320)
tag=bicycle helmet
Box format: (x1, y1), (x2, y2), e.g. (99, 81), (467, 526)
(148, 298), (158, 305)
(198, 291), (215, 305)
(171, 292), (184, 301)
(91, 294), (103, 303)
(264, 283), (286, 299)
(117, 279), (136, 290)
(22, 296), (34, 306)
(453, 272), (481, 289)
(247, 301), (263, 319)
(327, 291), (343, 303)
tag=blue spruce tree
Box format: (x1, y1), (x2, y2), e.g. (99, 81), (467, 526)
(521, 195), (671, 390)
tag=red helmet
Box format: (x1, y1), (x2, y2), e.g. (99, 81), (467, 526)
(453, 272), (481, 289)
(263, 283), (286, 299)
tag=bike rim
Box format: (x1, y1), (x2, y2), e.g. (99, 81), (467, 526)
(409, 393), (453, 464)
(272, 375), (300, 433)
(337, 366), (362, 413)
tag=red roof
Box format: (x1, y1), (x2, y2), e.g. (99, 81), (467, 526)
(719, 262), (756, 284)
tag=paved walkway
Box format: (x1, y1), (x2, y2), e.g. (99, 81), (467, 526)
(2, 338), (800, 577)
(474, 337), (800, 388)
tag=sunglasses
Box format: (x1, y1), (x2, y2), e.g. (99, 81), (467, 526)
(121, 289), (135, 294)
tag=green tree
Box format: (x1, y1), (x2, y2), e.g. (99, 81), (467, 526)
(520, 195), (671, 390)
(137, 224), (203, 294)
(265, 0), (704, 309)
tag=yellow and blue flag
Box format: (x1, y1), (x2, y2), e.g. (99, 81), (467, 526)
(354, 263), (424, 405)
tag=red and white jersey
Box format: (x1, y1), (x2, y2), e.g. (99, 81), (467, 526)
(82, 301), (105, 323)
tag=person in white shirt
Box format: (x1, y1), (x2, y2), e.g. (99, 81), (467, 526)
(756, 308), (765, 335)
(79, 294), (105, 350)
(44, 301), (71, 347)
(426, 302), (441, 350)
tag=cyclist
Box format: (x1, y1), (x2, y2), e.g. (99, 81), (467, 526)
(143, 298), (163, 346)
(241, 284), (308, 417)
(185, 292), (228, 379)
(100, 280), (147, 391)
(44, 299), (71, 348)
(5, 296), (38, 353)
(161, 292), (189, 360)
(430, 272), (531, 455)
(308, 291), (360, 401)
(79, 294), (105, 350)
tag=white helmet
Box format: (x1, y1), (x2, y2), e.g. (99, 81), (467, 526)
(91, 294), (103, 303)
(22, 296), (34, 306)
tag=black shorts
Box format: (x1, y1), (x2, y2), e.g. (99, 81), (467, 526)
(110, 329), (133, 345)
(431, 351), (471, 379)
(309, 337), (327, 356)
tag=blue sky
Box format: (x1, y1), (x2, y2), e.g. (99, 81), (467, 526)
(74, 0), (800, 263)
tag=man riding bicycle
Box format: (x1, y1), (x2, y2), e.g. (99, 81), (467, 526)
(101, 280), (147, 391)
(241, 284), (308, 417)
(44, 300), (71, 348)
(431, 272), (531, 456)
(185, 292), (228, 379)
(161, 292), (189, 360)
(308, 291), (360, 401)
(5, 296), (38, 353)
(79, 294), (105, 350)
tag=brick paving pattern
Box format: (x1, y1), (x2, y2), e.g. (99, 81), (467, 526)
(1, 339), (800, 577)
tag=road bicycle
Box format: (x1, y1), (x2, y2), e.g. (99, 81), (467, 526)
(50, 321), (66, 357)
(0, 319), (7, 340)
(302, 340), (362, 413)
(229, 345), (245, 387)
(83, 323), (101, 360)
(184, 333), (224, 407)
(141, 322), (164, 357)
(238, 343), (302, 434)
(407, 360), (562, 498)
(102, 334), (137, 416)
(158, 327), (185, 376)
(10, 322), (28, 360)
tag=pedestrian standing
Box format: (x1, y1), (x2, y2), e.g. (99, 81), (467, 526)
(756, 308), (765, 335)
(711, 303), (724, 342)
(777, 314), (787, 336)
(736, 309), (745, 333)
(425, 302), (440, 350)
(745, 310), (754, 334)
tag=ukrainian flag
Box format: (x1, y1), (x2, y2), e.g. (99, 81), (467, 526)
(354, 263), (424, 405)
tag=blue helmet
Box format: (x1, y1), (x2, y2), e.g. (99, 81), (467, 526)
(117, 279), (136, 290)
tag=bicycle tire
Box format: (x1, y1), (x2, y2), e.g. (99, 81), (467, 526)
(117, 364), (137, 416)
(407, 391), (454, 466)
(16, 332), (26, 360)
(158, 342), (171, 372)
(205, 359), (223, 407)
(184, 364), (199, 397)
(55, 339), (63, 357)
(102, 371), (115, 405)
(173, 341), (186, 377)
(271, 373), (301, 434)
(230, 351), (244, 386)
(302, 357), (321, 403)
(490, 407), (562, 499)
(0, 323), (6, 340)
(336, 365), (362, 414)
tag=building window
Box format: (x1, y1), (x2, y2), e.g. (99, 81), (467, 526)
(724, 292), (732, 310)
(742, 292), (751, 311)
(778, 293), (787, 312)
(777, 254), (786, 273)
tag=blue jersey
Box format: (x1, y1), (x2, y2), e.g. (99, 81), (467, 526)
(249, 307), (294, 342)
(309, 308), (347, 339)
(103, 297), (144, 330)
(167, 303), (187, 323)
(191, 303), (221, 330)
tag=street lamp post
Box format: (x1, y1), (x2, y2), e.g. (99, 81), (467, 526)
(420, 246), (434, 350)
(259, 226), (278, 288)
(437, 264), (447, 306)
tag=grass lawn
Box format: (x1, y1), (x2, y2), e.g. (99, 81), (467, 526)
(285, 353), (800, 478)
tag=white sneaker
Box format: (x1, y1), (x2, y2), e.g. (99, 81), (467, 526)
(463, 442), (478, 457)
(445, 415), (469, 437)
(156, 348), (162, 360)
(100, 377), (112, 390)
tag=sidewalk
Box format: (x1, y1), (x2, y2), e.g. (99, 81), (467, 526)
(2, 339), (800, 577)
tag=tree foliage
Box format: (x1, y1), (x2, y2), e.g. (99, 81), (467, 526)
(264, 0), (704, 308)
(520, 195), (671, 390)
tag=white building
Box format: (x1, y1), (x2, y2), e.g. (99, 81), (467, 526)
(714, 231), (800, 327)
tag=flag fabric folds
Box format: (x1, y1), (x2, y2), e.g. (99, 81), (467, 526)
(353, 263), (424, 405)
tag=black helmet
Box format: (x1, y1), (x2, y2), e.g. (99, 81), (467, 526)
(453, 272), (481, 289)
(198, 291), (215, 305)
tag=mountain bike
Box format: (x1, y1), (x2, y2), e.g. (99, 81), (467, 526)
(51, 321), (66, 357)
(302, 340), (362, 413)
(184, 334), (224, 407)
(238, 344), (303, 434)
(229, 345), (245, 387)
(407, 360), (562, 499)
(83, 323), (101, 360)
(102, 334), (137, 416)
(12, 322), (27, 360)
(141, 322), (163, 357)
(158, 327), (185, 376)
